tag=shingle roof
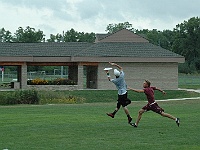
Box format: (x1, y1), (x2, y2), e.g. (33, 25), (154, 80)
(0, 42), (93, 57)
(76, 42), (182, 58)
(97, 29), (149, 43)
(0, 29), (183, 59)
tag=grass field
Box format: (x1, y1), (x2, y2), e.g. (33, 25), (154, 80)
(39, 90), (200, 104)
(179, 74), (200, 89)
(0, 99), (200, 150)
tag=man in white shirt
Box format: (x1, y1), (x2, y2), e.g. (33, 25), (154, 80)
(105, 62), (132, 124)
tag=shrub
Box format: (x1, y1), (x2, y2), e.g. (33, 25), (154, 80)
(0, 90), (85, 105)
(39, 91), (85, 104)
(0, 92), (16, 105)
(53, 78), (76, 85)
(0, 89), (39, 105)
(14, 89), (39, 104)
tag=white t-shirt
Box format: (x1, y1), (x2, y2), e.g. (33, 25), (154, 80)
(111, 71), (127, 95)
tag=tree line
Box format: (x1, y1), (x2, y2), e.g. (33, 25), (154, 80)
(0, 17), (200, 73)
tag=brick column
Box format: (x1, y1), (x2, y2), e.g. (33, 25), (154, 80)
(78, 65), (84, 89)
(21, 63), (27, 89)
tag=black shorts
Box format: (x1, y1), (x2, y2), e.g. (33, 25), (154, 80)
(142, 103), (164, 114)
(117, 92), (131, 108)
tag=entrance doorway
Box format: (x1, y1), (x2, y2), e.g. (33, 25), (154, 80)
(86, 66), (98, 89)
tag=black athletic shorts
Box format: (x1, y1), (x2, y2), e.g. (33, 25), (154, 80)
(117, 92), (131, 108)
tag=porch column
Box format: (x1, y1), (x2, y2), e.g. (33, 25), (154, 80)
(78, 65), (84, 89)
(20, 63), (27, 89)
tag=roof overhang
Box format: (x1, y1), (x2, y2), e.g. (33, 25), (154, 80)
(0, 56), (185, 64)
(72, 56), (185, 63)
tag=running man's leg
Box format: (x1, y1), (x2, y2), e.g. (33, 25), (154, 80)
(135, 109), (145, 126)
(160, 112), (176, 120)
(150, 103), (180, 127)
(122, 106), (132, 123)
(160, 112), (180, 126)
(106, 102), (121, 118)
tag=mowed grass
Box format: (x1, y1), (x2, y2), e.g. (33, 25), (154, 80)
(39, 90), (200, 104)
(179, 74), (200, 89)
(0, 99), (200, 150)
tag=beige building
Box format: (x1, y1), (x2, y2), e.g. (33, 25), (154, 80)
(0, 29), (184, 90)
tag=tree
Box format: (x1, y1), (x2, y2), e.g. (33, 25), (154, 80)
(47, 34), (56, 42)
(64, 28), (79, 42)
(173, 17), (200, 64)
(106, 22), (134, 34)
(135, 29), (174, 50)
(77, 32), (95, 42)
(47, 28), (95, 43)
(13, 26), (45, 42)
(0, 28), (12, 42)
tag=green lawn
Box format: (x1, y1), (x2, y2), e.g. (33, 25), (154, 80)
(0, 99), (200, 150)
(179, 74), (200, 89)
(39, 90), (200, 104)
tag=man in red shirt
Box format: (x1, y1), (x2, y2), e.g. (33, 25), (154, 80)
(128, 80), (180, 127)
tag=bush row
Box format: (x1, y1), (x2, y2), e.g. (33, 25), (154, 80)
(0, 89), (85, 105)
(0, 89), (39, 105)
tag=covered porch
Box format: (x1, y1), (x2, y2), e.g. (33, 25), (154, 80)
(0, 60), (99, 90)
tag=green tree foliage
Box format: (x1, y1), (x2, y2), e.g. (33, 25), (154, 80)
(106, 21), (134, 33)
(0, 28), (12, 42)
(13, 26), (45, 42)
(173, 17), (200, 63)
(47, 28), (95, 43)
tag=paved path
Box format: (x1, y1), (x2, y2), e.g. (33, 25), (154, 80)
(156, 97), (200, 102)
(178, 88), (200, 93)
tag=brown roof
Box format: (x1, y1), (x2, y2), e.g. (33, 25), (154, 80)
(0, 29), (184, 63)
(97, 29), (149, 43)
(76, 42), (183, 58)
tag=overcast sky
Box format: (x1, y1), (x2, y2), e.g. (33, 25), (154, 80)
(0, 0), (199, 38)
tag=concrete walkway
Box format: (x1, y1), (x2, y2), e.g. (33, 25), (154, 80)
(178, 88), (200, 93)
(156, 97), (200, 102)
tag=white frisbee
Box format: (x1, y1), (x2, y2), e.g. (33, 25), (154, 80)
(104, 67), (113, 71)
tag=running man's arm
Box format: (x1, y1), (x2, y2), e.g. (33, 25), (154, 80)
(128, 87), (144, 93)
(105, 70), (111, 81)
(155, 87), (166, 95)
(109, 62), (123, 71)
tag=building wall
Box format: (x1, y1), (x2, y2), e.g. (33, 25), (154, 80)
(97, 62), (178, 90)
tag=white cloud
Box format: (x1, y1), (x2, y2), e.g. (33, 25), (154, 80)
(0, 0), (199, 39)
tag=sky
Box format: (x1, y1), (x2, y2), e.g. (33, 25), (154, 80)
(0, 0), (199, 38)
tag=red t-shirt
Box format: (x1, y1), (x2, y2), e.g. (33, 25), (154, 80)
(143, 87), (157, 104)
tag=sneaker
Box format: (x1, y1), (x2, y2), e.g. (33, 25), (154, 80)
(128, 117), (132, 123)
(106, 113), (114, 118)
(176, 118), (180, 127)
(130, 123), (137, 127)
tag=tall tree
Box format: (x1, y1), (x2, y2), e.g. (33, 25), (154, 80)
(0, 28), (12, 42)
(172, 17), (200, 66)
(106, 22), (134, 34)
(77, 32), (95, 42)
(64, 28), (79, 42)
(13, 26), (45, 42)
(47, 28), (95, 43)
